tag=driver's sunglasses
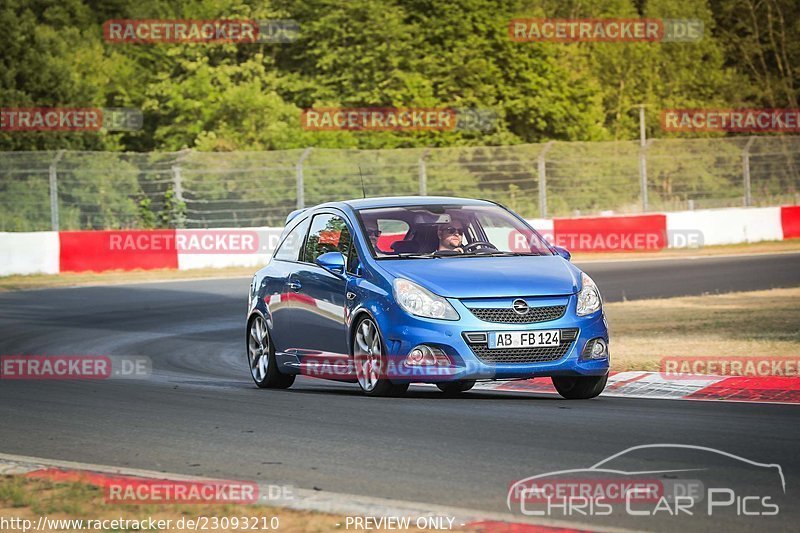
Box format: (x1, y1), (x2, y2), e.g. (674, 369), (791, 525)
(443, 226), (464, 236)
(367, 229), (382, 237)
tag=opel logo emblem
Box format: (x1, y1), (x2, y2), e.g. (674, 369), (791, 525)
(512, 299), (529, 315)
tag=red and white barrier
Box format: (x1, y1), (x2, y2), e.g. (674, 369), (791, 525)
(781, 205), (800, 239)
(174, 228), (282, 271)
(666, 207), (783, 246)
(0, 205), (798, 276)
(59, 230), (178, 273)
(0, 231), (60, 276)
(470, 371), (800, 404)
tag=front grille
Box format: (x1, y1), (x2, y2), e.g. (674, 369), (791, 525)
(463, 328), (579, 364)
(468, 305), (566, 324)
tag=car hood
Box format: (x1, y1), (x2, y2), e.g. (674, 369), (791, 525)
(376, 256), (579, 298)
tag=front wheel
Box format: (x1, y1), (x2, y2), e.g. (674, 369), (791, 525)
(247, 315), (294, 389)
(353, 317), (407, 397)
(552, 373), (607, 399)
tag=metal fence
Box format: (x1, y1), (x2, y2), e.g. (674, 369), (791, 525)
(1, 136), (798, 231)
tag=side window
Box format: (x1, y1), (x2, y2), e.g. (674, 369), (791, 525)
(273, 218), (310, 261)
(304, 214), (352, 264)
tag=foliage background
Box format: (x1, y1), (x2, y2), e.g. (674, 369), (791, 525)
(0, 0), (798, 229)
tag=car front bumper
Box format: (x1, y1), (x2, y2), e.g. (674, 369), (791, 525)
(375, 294), (610, 383)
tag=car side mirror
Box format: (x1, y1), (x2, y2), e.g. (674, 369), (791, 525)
(316, 251), (346, 275)
(554, 246), (571, 261)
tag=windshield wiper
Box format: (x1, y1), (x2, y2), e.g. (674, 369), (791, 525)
(457, 251), (543, 257)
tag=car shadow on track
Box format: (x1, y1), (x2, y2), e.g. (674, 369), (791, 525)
(277, 384), (566, 401)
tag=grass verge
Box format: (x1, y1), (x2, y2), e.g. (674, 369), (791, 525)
(606, 287), (800, 371)
(0, 475), (465, 532)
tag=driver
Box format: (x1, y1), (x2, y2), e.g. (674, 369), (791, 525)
(437, 222), (465, 253)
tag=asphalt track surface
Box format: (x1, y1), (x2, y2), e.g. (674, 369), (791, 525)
(1, 253), (799, 531)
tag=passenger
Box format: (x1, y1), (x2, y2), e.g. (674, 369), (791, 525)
(365, 222), (381, 250)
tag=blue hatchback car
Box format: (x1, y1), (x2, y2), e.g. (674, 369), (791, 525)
(247, 197), (609, 398)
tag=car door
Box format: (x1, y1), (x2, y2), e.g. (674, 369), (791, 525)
(267, 216), (310, 355)
(288, 212), (353, 357)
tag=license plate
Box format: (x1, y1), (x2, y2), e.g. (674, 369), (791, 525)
(488, 330), (561, 349)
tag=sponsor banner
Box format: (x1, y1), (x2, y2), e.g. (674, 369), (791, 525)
(103, 19), (299, 44)
(661, 357), (800, 379)
(662, 109), (800, 133)
(509, 18), (703, 43)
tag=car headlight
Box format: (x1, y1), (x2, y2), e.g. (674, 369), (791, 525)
(576, 272), (602, 316)
(393, 278), (459, 320)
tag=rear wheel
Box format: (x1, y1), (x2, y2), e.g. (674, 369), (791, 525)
(353, 317), (407, 397)
(247, 315), (294, 389)
(437, 380), (475, 395)
(552, 373), (607, 399)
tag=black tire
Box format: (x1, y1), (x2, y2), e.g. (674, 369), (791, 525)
(353, 316), (407, 397)
(247, 315), (295, 389)
(436, 380), (476, 395)
(552, 373), (607, 399)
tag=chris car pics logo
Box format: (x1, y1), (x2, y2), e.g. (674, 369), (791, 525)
(507, 444), (784, 518)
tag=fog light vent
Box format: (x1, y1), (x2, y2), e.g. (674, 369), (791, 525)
(581, 338), (608, 360)
(406, 345), (450, 366)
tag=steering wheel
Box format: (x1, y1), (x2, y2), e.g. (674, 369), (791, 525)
(462, 241), (498, 253)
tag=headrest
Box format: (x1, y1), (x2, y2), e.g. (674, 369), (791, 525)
(390, 240), (421, 253)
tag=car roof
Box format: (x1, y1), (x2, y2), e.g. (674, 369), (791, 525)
(338, 196), (496, 210)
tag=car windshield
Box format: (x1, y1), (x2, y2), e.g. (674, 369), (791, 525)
(355, 204), (553, 258)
